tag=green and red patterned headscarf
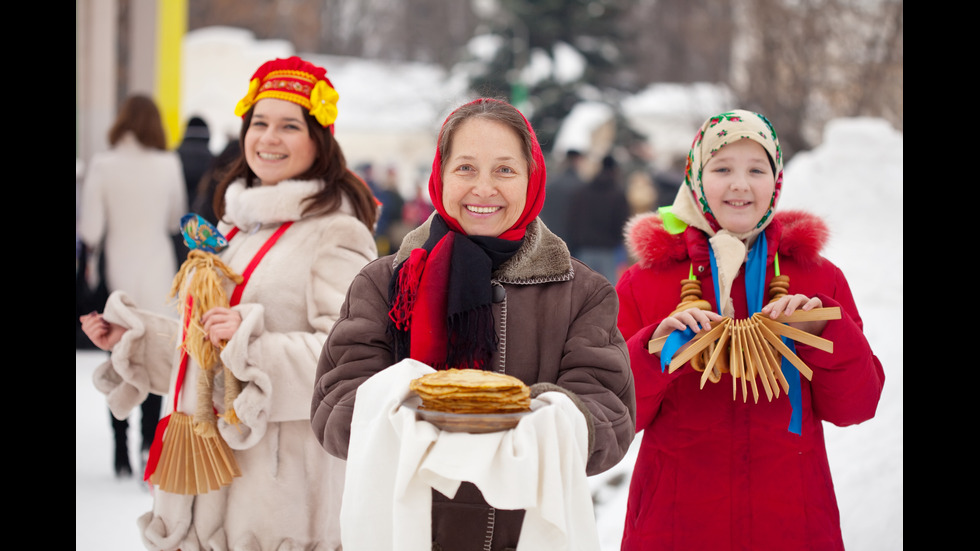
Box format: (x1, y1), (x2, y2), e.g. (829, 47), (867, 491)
(669, 110), (784, 317)
(672, 109), (784, 240)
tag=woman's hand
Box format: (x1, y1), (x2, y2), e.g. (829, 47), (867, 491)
(652, 307), (724, 341)
(761, 293), (827, 335)
(201, 307), (242, 347)
(79, 311), (126, 351)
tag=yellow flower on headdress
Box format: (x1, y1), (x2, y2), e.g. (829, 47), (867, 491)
(234, 78), (261, 118)
(309, 80), (339, 127)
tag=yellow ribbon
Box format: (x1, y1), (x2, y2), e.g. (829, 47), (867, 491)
(234, 78), (261, 118)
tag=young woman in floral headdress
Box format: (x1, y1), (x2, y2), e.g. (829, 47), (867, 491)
(80, 56), (378, 551)
(615, 110), (885, 550)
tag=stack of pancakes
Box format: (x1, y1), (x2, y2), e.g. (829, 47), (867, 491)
(410, 368), (531, 414)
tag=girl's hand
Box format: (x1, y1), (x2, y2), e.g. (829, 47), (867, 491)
(79, 311), (126, 351)
(761, 293), (827, 335)
(652, 307), (724, 341)
(201, 307), (242, 347)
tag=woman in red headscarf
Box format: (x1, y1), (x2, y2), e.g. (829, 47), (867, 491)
(312, 98), (635, 551)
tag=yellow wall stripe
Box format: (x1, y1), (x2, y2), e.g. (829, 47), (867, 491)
(155, 0), (187, 149)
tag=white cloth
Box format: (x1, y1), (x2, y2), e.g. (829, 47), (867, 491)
(342, 359), (599, 551)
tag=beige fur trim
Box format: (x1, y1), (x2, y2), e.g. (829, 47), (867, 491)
(222, 179), (354, 231)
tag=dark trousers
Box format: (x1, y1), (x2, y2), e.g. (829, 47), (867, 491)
(110, 393), (162, 470)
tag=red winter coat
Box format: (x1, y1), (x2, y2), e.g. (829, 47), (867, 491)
(615, 210), (884, 551)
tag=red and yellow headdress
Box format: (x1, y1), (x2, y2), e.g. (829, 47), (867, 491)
(234, 56), (339, 128)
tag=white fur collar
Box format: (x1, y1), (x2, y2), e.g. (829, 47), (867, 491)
(223, 179), (325, 230)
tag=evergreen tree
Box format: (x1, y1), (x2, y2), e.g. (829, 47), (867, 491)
(461, 0), (638, 154)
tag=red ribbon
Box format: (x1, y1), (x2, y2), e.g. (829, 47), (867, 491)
(144, 295), (194, 482)
(144, 222), (293, 482)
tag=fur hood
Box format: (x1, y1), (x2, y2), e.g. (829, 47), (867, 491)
(624, 209), (830, 270)
(395, 215), (574, 284)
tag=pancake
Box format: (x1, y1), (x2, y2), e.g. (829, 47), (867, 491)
(410, 368), (531, 414)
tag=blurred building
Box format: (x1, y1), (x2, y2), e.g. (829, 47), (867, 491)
(77, 1), (740, 206)
(77, 0), (185, 165)
(77, 2), (465, 201)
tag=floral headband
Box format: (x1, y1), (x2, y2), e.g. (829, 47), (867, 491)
(234, 56), (339, 128)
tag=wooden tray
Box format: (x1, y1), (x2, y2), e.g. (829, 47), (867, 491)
(402, 397), (530, 434)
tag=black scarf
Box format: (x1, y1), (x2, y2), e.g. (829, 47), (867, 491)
(387, 215), (522, 370)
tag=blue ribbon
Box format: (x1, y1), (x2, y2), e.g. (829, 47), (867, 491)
(661, 327), (695, 371)
(661, 231), (802, 434)
(783, 341), (802, 434)
(745, 234), (802, 434)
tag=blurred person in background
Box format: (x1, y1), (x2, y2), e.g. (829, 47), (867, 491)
(174, 115), (216, 263)
(402, 179), (435, 230)
(355, 161), (381, 196)
(538, 148), (585, 247)
(194, 137), (241, 225)
(77, 93), (185, 479)
(651, 154), (684, 211)
(372, 164), (407, 255)
(567, 154), (631, 284)
(77, 157), (110, 349)
(80, 56), (378, 551)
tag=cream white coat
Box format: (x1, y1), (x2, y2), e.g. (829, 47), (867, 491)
(94, 179), (378, 550)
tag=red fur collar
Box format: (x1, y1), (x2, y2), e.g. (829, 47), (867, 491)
(624, 209), (829, 269)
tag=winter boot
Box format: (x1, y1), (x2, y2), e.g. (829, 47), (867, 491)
(111, 410), (132, 478)
(140, 394), (162, 477)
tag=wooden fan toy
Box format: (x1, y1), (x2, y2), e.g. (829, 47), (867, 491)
(148, 214), (245, 494)
(648, 275), (841, 403)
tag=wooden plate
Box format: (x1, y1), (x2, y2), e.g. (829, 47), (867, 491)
(402, 397), (530, 434)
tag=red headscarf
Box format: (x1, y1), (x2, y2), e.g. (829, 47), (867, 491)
(427, 98), (547, 242)
(389, 98), (547, 370)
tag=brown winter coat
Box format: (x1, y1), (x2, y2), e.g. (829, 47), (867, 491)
(311, 215), (636, 551)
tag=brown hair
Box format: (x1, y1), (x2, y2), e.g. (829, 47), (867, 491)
(437, 98), (537, 177)
(108, 95), (168, 150)
(212, 106), (378, 231)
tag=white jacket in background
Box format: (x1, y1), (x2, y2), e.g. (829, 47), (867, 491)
(78, 132), (186, 317)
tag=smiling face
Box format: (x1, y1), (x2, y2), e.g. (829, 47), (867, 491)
(441, 117), (529, 237)
(244, 98), (317, 186)
(702, 138), (776, 235)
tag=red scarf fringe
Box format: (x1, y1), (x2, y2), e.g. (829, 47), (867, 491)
(388, 248), (428, 330)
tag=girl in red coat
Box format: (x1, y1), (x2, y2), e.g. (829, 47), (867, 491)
(615, 110), (884, 550)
